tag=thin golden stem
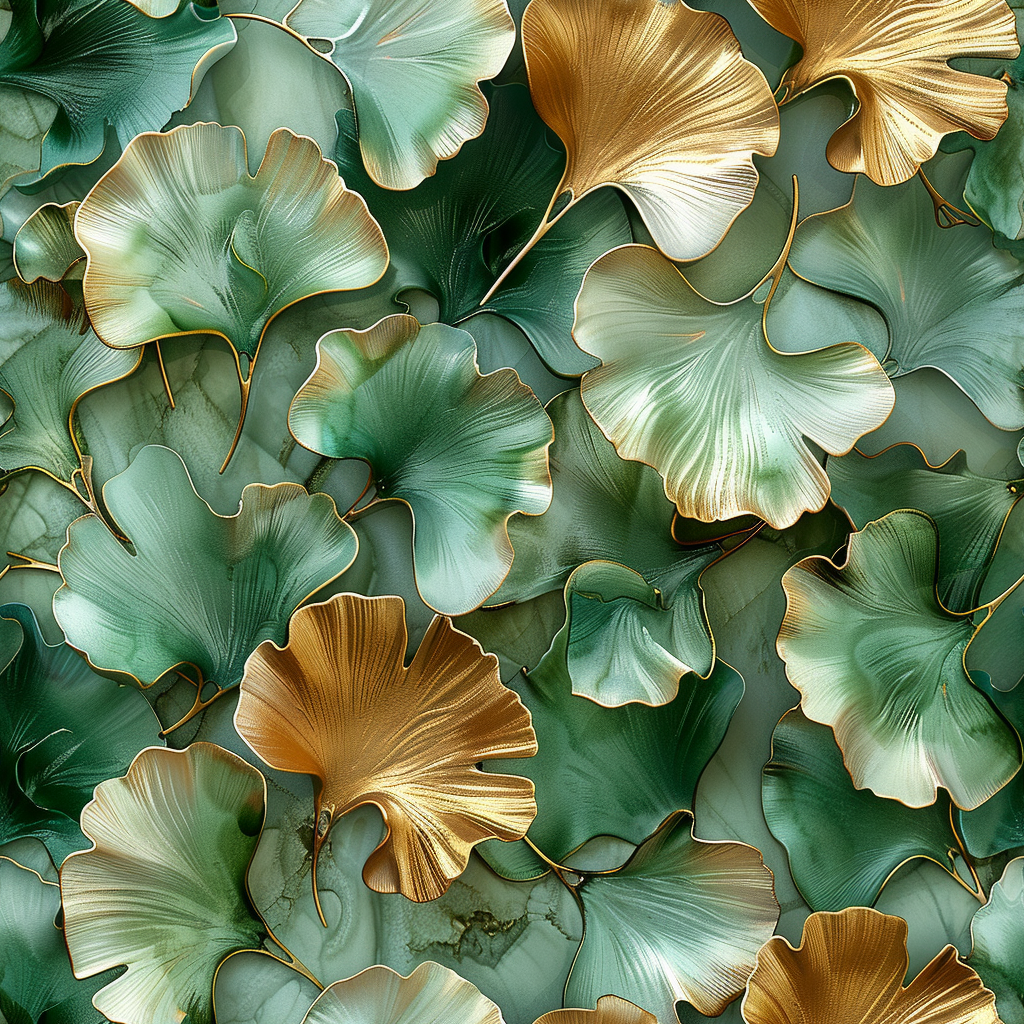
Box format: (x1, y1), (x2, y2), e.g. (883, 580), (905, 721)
(220, 367), (252, 475)
(154, 341), (176, 409)
(260, 923), (324, 989)
(522, 835), (580, 890)
(159, 683), (229, 737)
(917, 167), (980, 229)
(5, 552), (60, 573)
(343, 465), (375, 517)
(311, 811), (330, 928)
(479, 188), (572, 306)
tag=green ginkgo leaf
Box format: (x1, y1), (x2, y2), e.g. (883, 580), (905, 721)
(564, 812), (779, 1020)
(75, 120), (389, 468)
(480, 660), (743, 879)
(789, 174), (1024, 430)
(0, 853), (111, 1024)
(492, 389), (706, 605)
(0, 279), (140, 485)
(969, 856), (1024, 1024)
(574, 243), (895, 529)
(52, 445), (358, 699)
(61, 743), (268, 1024)
(12, 201), (82, 283)
(0, 602), (162, 863)
(778, 510), (1022, 810)
(828, 445), (1024, 612)
(288, 315), (552, 615)
(285, 0), (514, 190)
(333, 85), (631, 375)
(301, 963), (502, 1024)
(763, 709), (969, 912)
(0, 0), (236, 186)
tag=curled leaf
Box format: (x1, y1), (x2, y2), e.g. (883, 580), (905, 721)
(235, 593), (537, 916)
(289, 315), (552, 615)
(778, 510), (1021, 809)
(748, 0), (1019, 184)
(743, 907), (999, 1024)
(520, 0), (780, 261)
(13, 202), (83, 283)
(61, 743), (268, 1024)
(285, 0), (514, 190)
(300, 963), (502, 1024)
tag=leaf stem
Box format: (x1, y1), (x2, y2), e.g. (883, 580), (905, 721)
(916, 167), (980, 229)
(154, 340), (176, 409)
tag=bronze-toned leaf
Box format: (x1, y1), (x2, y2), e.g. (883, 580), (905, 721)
(534, 996), (655, 1024)
(235, 592), (537, 922)
(748, 0), (1020, 184)
(742, 907), (1000, 1024)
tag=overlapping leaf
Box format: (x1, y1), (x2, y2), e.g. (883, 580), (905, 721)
(53, 444), (358, 693)
(743, 907), (1000, 1024)
(747, 0), (1019, 184)
(565, 812), (779, 1019)
(288, 316), (552, 614)
(763, 709), (968, 912)
(778, 510), (1021, 809)
(519, 0), (780, 261)
(0, 602), (161, 863)
(332, 85), (631, 375)
(575, 244), (894, 528)
(480, 659), (742, 879)
(285, 0), (514, 190)
(61, 743), (267, 1024)
(970, 857), (1024, 1024)
(534, 999), (654, 1024)
(0, 0), (236, 187)
(790, 174), (1024, 429)
(235, 593), (537, 913)
(12, 201), (82, 283)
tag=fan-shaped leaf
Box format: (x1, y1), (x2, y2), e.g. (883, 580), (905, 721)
(285, 0), (514, 190)
(969, 857), (1024, 1024)
(777, 510), (1021, 809)
(534, 998), (654, 1024)
(301, 963), (502, 1024)
(235, 593), (536, 912)
(789, 174), (1024, 429)
(61, 743), (267, 1024)
(288, 315), (552, 614)
(743, 907), (999, 1024)
(53, 444), (358, 692)
(12, 201), (83, 283)
(520, 0), (780, 261)
(565, 812), (779, 1019)
(575, 244), (894, 529)
(747, 0), (1019, 184)
(763, 709), (966, 912)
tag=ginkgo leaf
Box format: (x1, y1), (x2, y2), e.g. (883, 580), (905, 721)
(789, 174), (1024, 430)
(517, 0), (780, 262)
(61, 743), (267, 1024)
(534, 997), (655, 1024)
(828, 445), (1024, 611)
(300, 963), (503, 1024)
(0, 853), (113, 1024)
(0, 0), (236, 185)
(235, 593), (537, 919)
(763, 709), (968, 912)
(284, 0), (514, 190)
(332, 85), (631, 376)
(969, 857), (1024, 1024)
(743, 907), (1000, 1024)
(778, 510), (1022, 810)
(492, 389), (708, 605)
(575, 244), (894, 529)
(53, 445), (358, 697)
(480, 659), (742, 878)
(0, 602), (162, 863)
(565, 812), (779, 1019)
(12, 202), (83, 283)
(747, 0), (1019, 184)
(0, 279), (140, 484)
(288, 315), (552, 615)
(75, 121), (389, 468)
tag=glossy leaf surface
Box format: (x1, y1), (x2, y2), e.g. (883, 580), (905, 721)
(970, 857), (1024, 1024)
(53, 444), (357, 690)
(289, 316), (552, 614)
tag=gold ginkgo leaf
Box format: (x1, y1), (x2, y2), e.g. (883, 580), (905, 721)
(481, 0), (778, 292)
(747, 0), (1019, 185)
(741, 907), (1000, 1024)
(534, 996), (656, 1024)
(234, 592), (538, 923)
